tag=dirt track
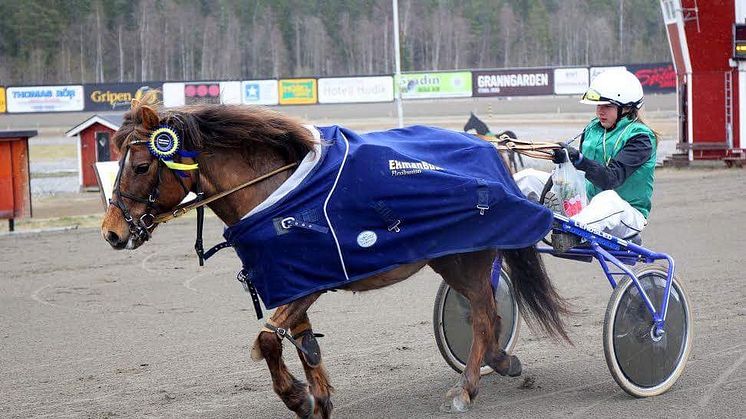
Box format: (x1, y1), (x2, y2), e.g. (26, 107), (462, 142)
(1, 167), (745, 418)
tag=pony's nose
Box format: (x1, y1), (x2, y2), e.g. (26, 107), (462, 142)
(105, 231), (127, 249)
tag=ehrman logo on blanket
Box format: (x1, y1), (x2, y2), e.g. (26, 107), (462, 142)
(388, 159), (444, 176)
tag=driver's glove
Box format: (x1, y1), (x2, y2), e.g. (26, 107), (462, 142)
(552, 145), (582, 165)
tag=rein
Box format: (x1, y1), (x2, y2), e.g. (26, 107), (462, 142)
(478, 133), (562, 160)
(153, 162), (299, 224)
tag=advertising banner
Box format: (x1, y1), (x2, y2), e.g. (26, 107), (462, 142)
(217, 81), (242, 104)
(590, 66), (626, 82)
(626, 63), (676, 93)
(318, 76), (393, 104)
(473, 68), (553, 97)
(6, 85), (85, 113)
(0, 87), (5, 113)
(84, 83), (162, 111)
(398, 72), (472, 99)
(162, 83), (185, 107)
(186, 82), (221, 105)
(279, 79), (317, 105)
(162, 81), (241, 107)
(242, 79), (279, 105)
(553, 68), (589, 95)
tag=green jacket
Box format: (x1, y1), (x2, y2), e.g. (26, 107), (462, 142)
(580, 117), (656, 218)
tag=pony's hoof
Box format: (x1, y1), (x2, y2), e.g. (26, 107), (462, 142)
(493, 354), (522, 377)
(296, 391), (315, 419)
(440, 387), (471, 413)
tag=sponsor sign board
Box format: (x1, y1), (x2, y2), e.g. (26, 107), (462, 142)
(162, 81), (241, 107)
(6, 85), (85, 113)
(241, 79), (279, 105)
(84, 83), (162, 111)
(590, 66), (627, 82)
(0, 87), (5, 113)
(218, 81), (242, 104)
(318, 76), (393, 104)
(279, 79), (317, 105)
(626, 63), (676, 93)
(398, 72), (472, 99)
(553, 68), (589, 95)
(185, 82), (221, 105)
(472, 68), (553, 97)
(163, 82), (185, 107)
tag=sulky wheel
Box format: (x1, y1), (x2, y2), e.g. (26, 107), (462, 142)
(603, 265), (693, 397)
(433, 264), (520, 376)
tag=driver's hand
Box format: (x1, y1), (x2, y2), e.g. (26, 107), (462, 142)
(552, 147), (568, 164)
(552, 146), (581, 165)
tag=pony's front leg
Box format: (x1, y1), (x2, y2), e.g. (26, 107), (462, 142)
(254, 294), (321, 418)
(293, 315), (334, 419)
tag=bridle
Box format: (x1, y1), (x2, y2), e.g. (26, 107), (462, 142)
(110, 139), (195, 244)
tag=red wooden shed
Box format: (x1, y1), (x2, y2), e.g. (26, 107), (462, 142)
(65, 114), (123, 190)
(0, 130), (37, 231)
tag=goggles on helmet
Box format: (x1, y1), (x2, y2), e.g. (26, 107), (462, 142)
(581, 88), (616, 105)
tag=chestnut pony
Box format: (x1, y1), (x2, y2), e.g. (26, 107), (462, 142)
(101, 97), (569, 418)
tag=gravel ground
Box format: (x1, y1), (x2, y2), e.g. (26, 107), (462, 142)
(2, 94), (743, 418)
(1, 168), (744, 418)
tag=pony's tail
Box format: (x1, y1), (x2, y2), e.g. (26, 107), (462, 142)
(502, 246), (571, 343)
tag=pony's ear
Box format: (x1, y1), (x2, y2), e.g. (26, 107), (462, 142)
(138, 104), (160, 130)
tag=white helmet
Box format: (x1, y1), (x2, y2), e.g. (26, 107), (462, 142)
(580, 69), (644, 109)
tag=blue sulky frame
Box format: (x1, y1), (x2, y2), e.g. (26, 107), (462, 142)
(493, 213), (676, 338)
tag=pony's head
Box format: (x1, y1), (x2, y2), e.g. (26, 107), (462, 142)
(101, 95), (318, 250)
(101, 93), (198, 249)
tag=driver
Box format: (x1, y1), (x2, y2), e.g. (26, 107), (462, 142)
(514, 69), (658, 249)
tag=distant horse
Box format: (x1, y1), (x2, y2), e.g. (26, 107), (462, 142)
(464, 112), (524, 172)
(101, 96), (569, 418)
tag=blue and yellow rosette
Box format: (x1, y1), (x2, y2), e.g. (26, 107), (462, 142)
(148, 126), (198, 172)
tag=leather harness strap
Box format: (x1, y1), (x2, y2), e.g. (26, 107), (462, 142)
(153, 162), (299, 224)
(477, 134), (562, 160)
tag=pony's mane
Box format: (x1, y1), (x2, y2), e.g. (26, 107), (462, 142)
(114, 96), (316, 164)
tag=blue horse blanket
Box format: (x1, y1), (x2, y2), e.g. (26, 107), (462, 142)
(223, 125), (552, 308)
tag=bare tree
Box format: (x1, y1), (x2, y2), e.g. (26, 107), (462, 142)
(95, 2), (104, 82)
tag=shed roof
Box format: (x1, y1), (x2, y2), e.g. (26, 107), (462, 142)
(0, 130), (38, 140)
(65, 114), (124, 137)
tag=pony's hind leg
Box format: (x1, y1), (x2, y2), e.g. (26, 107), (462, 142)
(254, 293), (326, 418)
(293, 314), (334, 419)
(429, 249), (518, 412)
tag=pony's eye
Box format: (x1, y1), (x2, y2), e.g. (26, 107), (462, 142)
(134, 163), (150, 175)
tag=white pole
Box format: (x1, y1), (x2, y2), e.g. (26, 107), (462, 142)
(393, 0), (404, 128)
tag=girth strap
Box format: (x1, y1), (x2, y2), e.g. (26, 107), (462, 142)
(236, 269), (263, 319)
(203, 241), (232, 260)
(194, 171), (206, 266)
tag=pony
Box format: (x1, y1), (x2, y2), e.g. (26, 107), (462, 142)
(101, 96), (569, 418)
(464, 112), (524, 172)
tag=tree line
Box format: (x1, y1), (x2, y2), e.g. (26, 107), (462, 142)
(0, 0), (670, 85)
